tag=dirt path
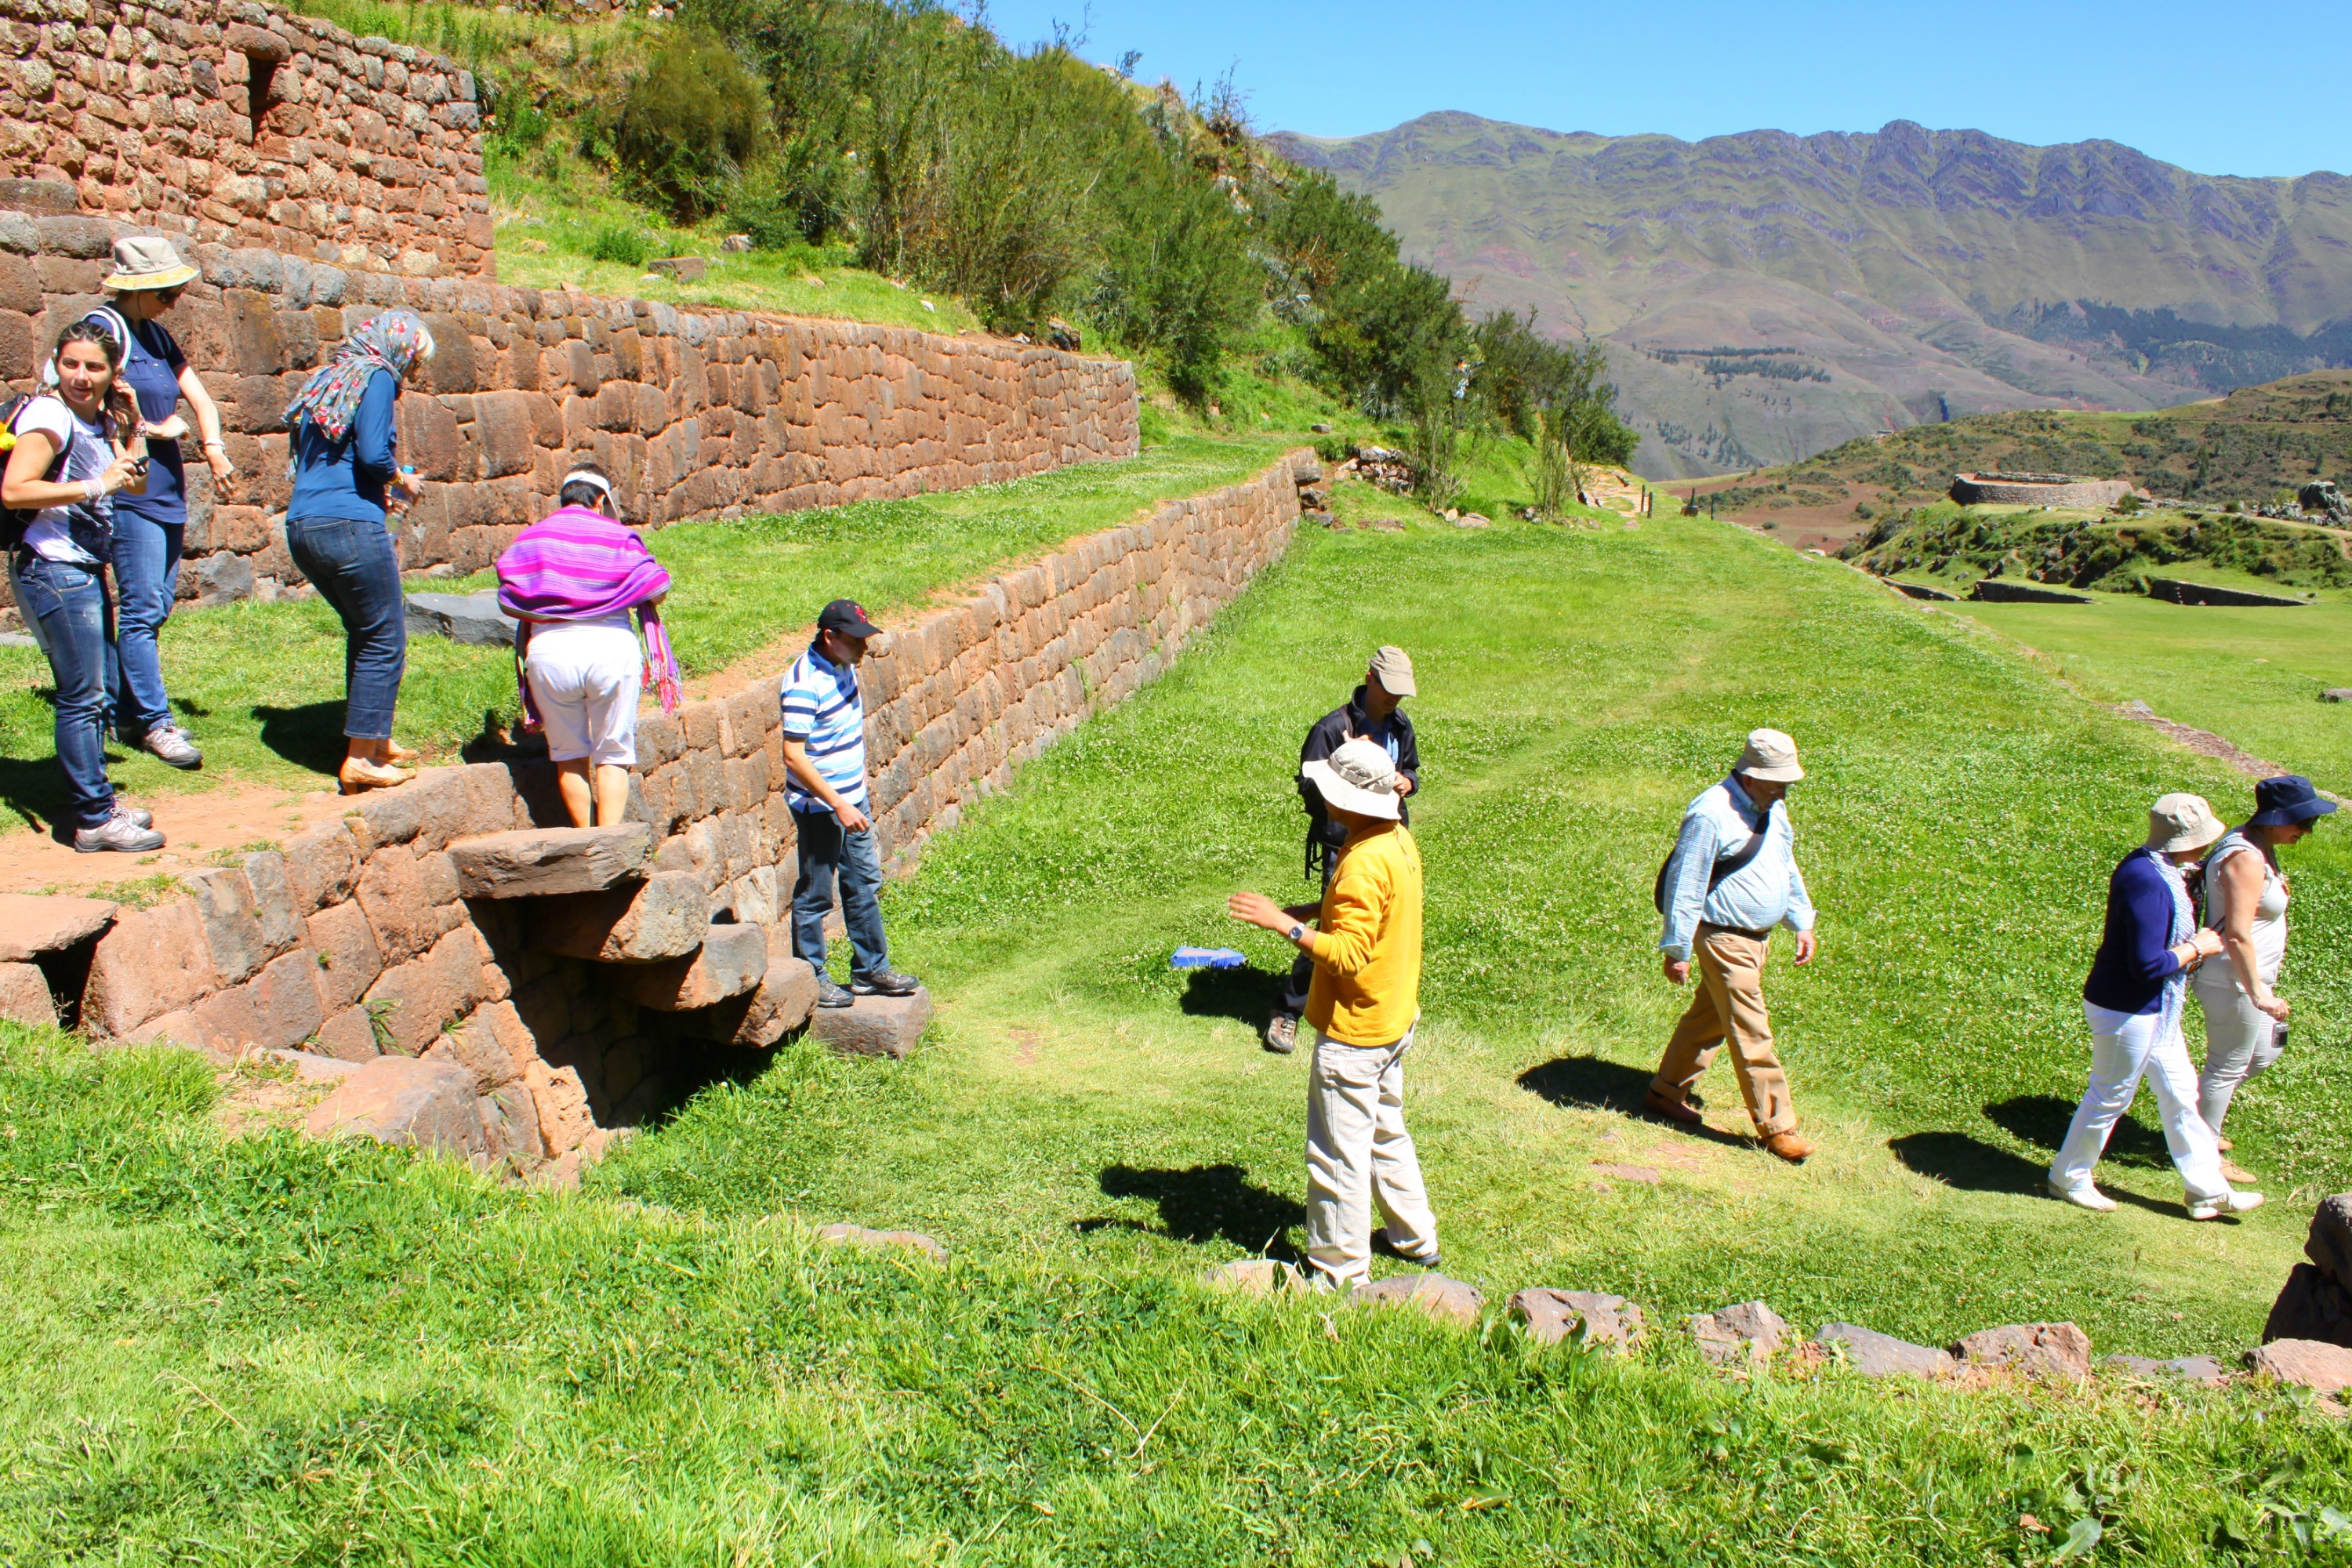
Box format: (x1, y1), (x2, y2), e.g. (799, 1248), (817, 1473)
(1, 775), (356, 897)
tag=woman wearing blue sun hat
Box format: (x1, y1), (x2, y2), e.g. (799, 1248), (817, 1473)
(2194, 773), (2337, 1160)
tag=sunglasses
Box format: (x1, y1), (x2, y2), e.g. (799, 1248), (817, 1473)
(154, 287), (185, 305)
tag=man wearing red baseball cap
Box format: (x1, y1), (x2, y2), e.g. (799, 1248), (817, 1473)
(780, 598), (920, 1007)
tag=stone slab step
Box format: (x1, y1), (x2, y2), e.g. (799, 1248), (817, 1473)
(449, 823), (653, 899)
(0, 891), (118, 962)
(528, 871), (708, 962)
(808, 985), (932, 1059)
(606, 922), (768, 1011)
(670, 927), (817, 1046)
(405, 590), (518, 646)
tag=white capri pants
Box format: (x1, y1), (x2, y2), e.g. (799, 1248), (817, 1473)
(2050, 999), (2228, 1205)
(1305, 1021), (1439, 1288)
(2194, 971), (2285, 1134)
(524, 621), (642, 767)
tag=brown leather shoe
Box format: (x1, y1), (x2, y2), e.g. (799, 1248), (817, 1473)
(1643, 1088), (1704, 1126)
(338, 758), (414, 794)
(1760, 1131), (1815, 1163)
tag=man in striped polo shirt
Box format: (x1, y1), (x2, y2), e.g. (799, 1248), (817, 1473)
(781, 598), (920, 1008)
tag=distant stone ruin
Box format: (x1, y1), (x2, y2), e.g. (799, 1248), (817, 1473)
(2300, 481), (2348, 524)
(1950, 472), (2139, 509)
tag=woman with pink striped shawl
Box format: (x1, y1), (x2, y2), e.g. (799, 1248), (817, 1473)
(494, 462), (682, 827)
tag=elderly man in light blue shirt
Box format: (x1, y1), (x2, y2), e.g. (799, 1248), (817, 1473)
(1646, 728), (1819, 1162)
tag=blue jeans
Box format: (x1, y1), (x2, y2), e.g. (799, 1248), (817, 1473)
(791, 808), (889, 979)
(286, 516), (406, 741)
(106, 511), (183, 740)
(10, 550), (118, 829)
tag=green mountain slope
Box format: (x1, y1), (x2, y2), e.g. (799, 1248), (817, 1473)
(1271, 113), (2352, 477)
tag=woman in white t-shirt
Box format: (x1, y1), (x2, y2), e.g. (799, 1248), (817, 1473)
(2, 320), (156, 852)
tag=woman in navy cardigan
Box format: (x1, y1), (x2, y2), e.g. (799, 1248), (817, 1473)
(2049, 793), (2261, 1219)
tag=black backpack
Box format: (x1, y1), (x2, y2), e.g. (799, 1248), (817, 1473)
(1653, 808), (1774, 913)
(0, 390), (57, 551)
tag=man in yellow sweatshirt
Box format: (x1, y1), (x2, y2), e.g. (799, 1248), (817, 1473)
(1229, 736), (1437, 1289)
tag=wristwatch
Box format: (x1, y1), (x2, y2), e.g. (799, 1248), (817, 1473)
(1287, 924), (1307, 944)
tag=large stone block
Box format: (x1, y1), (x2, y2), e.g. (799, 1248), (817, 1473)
(358, 927), (485, 1055)
(1508, 1289), (1646, 1352)
(808, 985), (932, 1059)
(307, 901), (386, 1013)
(1348, 1273), (1483, 1328)
(306, 1054), (488, 1158)
(2264, 1264), (2352, 1349)
(450, 823), (654, 898)
(2309, 1194), (2352, 1294)
(179, 866), (271, 985)
(82, 900), (218, 1037)
(527, 872), (707, 962)
(239, 850), (308, 957)
(606, 922), (768, 1011)
(1689, 1301), (1788, 1369)
(1817, 1323), (1957, 1380)
(671, 925), (817, 1047)
(2245, 1339), (2352, 1400)
(0, 891), (115, 962)
(405, 590), (517, 646)
(0, 961), (56, 1027)
(1953, 1322), (2092, 1381)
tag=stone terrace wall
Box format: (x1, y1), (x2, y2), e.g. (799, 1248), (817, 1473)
(0, 0), (490, 278)
(67, 453), (1305, 1172)
(1950, 474), (2136, 509)
(0, 205), (1141, 608)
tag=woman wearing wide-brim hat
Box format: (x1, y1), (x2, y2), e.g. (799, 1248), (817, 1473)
(2193, 774), (2336, 1167)
(75, 236), (238, 772)
(2049, 793), (2261, 1219)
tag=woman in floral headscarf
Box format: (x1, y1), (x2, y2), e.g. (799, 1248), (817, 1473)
(282, 310), (434, 793)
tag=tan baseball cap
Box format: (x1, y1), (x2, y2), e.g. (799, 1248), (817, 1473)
(1735, 728), (1803, 783)
(1368, 644), (1416, 698)
(1301, 736), (1403, 821)
(102, 234), (198, 292)
(2146, 793), (2224, 855)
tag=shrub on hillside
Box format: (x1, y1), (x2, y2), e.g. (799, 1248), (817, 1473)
(615, 33), (771, 223)
(586, 223), (657, 269)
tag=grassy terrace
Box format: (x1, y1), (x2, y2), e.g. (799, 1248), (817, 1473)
(0, 436), (1295, 828)
(5, 510), (2350, 1562)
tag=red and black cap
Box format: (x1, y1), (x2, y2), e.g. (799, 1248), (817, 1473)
(818, 598), (883, 639)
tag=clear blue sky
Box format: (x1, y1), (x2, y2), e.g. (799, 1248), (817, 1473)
(982, 0), (2351, 179)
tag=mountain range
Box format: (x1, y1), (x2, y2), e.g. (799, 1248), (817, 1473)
(1269, 114), (2352, 477)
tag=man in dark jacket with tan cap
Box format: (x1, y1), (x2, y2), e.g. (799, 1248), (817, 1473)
(1265, 644), (1421, 1054)
(1649, 727), (1819, 1162)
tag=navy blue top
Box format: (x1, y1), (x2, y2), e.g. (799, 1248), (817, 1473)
(285, 368), (399, 524)
(2082, 849), (2187, 1015)
(108, 315), (188, 529)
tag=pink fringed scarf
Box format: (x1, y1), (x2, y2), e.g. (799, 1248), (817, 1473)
(494, 504), (682, 730)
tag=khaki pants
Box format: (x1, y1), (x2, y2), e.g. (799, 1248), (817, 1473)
(1651, 926), (1796, 1136)
(1305, 1022), (1438, 1287)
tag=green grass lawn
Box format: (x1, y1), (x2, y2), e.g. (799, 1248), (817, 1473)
(0, 437), (1296, 830)
(6, 512), (2352, 1563)
(1954, 594), (2352, 793)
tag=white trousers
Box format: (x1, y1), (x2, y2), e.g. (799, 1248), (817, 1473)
(2194, 975), (2285, 1134)
(524, 622), (642, 767)
(2050, 1000), (2229, 1204)
(1305, 1022), (1438, 1287)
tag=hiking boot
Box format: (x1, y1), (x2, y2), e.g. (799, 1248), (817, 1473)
(141, 724), (201, 769)
(1643, 1087), (1703, 1126)
(851, 967), (921, 997)
(74, 814), (165, 853)
(2048, 1180), (2118, 1212)
(812, 972), (855, 1009)
(111, 800), (153, 829)
(1263, 1012), (1299, 1054)
(2187, 1189), (2263, 1221)
(1759, 1130), (1815, 1163)
(1373, 1228), (1439, 1269)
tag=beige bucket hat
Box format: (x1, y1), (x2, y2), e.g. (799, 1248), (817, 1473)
(1301, 736), (1402, 821)
(2146, 793), (2225, 855)
(1735, 728), (1804, 783)
(102, 235), (198, 292)
(1368, 644), (1416, 698)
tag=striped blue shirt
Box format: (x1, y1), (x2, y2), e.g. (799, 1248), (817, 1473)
(779, 644), (869, 815)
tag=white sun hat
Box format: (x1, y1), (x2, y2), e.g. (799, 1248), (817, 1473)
(1301, 736), (1402, 821)
(2146, 793), (2224, 855)
(1735, 728), (1804, 783)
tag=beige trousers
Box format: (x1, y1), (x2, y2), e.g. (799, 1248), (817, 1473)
(1651, 926), (1797, 1136)
(1305, 1022), (1438, 1287)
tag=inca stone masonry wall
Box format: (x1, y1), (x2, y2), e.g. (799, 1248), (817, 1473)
(63, 453), (1305, 1172)
(0, 205), (1141, 610)
(0, 0), (490, 276)
(1949, 473), (2136, 509)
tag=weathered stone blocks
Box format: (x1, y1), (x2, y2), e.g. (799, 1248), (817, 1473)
(450, 823), (654, 898)
(1817, 1323), (1957, 1379)
(1508, 1288), (1646, 1351)
(0, 961), (55, 1027)
(0, 891), (114, 961)
(83, 899), (217, 1037)
(528, 871), (709, 964)
(1690, 1301), (1788, 1368)
(606, 922), (768, 1011)
(307, 1054), (492, 1158)
(809, 985), (933, 1059)
(1348, 1273), (1483, 1328)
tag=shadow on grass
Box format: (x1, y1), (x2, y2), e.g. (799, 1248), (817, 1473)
(1077, 1162), (1304, 1259)
(0, 751), (74, 837)
(1888, 1131), (2179, 1215)
(254, 700), (353, 776)
(1986, 1094), (2174, 1170)
(1178, 964), (1287, 1029)
(1516, 1054), (1753, 1148)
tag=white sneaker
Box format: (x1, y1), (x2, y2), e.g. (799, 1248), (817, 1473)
(111, 799), (153, 829)
(2187, 1190), (2263, 1221)
(142, 724), (202, 769)
(2049, 1180), (2118, 1212)
(74, 814), (165, 853)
